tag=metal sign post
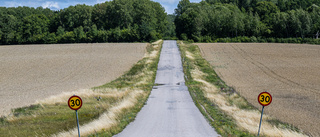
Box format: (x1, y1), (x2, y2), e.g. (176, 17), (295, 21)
(257, 106), (264, 137)
(257, 91), (272, 136)
(68, 95), (83, 137)
(75, 110), (80, 137)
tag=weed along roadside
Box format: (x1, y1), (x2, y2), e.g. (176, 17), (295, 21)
(178, 41), (307, 137)
(0, 40), (162, 137)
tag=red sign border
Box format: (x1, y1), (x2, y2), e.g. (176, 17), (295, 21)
(258, 92), (272, 106)
(68, 95), (83, 110)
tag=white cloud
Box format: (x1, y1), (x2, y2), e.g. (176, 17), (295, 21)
(4, 1), (22, 7)
(162, 4), (170, 13)
(42, 1), (60, 9)
(96, 0), (108, 3)
(158, 0), (180, 4)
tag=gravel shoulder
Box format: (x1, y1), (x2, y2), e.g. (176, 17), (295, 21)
(197, 43), (320, 137)
(0, 43), (146, 116)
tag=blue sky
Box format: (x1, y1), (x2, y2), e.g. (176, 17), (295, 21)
(0, 0), (202, 14)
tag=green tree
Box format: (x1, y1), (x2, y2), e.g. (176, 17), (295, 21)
(59, 4), (93, 32)
(271, 12), (290, 37)
(22, 14), (49, 43)
(175, 0), (192, 39)
(74, 26), (86, 42)
(105, 0), (133, 29)
(288, 9), (312, 38)
(87, 24), (98, 42)
(56, 26), (65, 36)
(152, 1), (167, 39)
(164, 14), (176, 39)
(92, 2), (108, 29)
(310, 5), (320, 37)
(254, 1), (279, 22)
(277, 0), (287, 11)
(0, 14), (18, 44)
(175, 0), (191, 17)
(244, 12), (262, 36)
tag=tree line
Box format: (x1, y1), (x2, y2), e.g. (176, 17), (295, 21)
(174, 0), (320, 43)
(0, 0), (170, 45)
(1, 0), (320, 45)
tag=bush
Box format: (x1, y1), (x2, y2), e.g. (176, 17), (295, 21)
(267, 38), (276, 43)
(250, 36), (258, 42)
(257, 37), (266, 42)
(185, 35), (320, 45)
(96, 30), (108, 42)
(181, 33), (188, 41)
(287, 38), (297, 43)
(43, 33), (57, 44)
(202, 35), (213, 43)
(60, 31), (75, 43)
(163, 36), (178, 40)
(187, 39), (194, 43)
(217, 37), (231, 43)
(191, 34), (201, 42)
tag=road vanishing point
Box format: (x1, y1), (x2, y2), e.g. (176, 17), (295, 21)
(114, 40), (220, 137)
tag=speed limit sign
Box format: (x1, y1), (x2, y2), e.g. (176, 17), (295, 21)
(258, 92), (272, 106)
(68, 95), (83, 110)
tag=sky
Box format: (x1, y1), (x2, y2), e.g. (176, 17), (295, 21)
(0, 0), (202, 14)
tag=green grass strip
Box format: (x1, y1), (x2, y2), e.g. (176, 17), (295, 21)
(178, 41), (254, 137)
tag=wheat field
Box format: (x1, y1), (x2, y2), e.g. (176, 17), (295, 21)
(197, 43), (320, 137)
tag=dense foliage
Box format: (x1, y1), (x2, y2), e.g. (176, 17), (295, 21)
(0, 0), (168, 44)
(174, 0), (320, 43)
(1, 0), (320, 44)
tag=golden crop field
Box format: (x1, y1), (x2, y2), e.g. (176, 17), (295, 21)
(197, 43), (320, 137)
(0, 43), (146, 117)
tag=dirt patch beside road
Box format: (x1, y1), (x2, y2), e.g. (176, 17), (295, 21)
(0, 43), (146, 116)
(197, 43), (320, 136)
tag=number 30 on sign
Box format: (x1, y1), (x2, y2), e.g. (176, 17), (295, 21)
(68, 95), (83, 110)
(258, 92), (272, 106)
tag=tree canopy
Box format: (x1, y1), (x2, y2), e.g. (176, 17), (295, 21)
(0, 0), (320, 44)
(174, 0), (320, 42)
(0, 0), (168, 45)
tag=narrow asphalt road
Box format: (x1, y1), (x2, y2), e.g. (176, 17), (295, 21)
(114, 40), (219, 137)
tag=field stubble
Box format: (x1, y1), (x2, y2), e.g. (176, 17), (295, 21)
(0, 43), (146, 117)
(197, 43), (320, 136)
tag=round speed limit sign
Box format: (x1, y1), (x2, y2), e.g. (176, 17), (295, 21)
(258, 92), (272, 106)
(68, 95), (83, 110)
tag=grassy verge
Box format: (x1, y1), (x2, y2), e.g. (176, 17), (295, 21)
(0, 40), (162, 136)
(178, 41), (307, 137)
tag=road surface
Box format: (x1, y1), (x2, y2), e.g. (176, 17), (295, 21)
(114, 40), (219, 137)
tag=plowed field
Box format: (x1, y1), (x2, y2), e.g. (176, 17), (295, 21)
(197, 43), (320, 136)
(0, 43), (146, 116)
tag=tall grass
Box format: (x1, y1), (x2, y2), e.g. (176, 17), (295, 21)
(0, 40), (162, 137)
(178, 41), (307, 137)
